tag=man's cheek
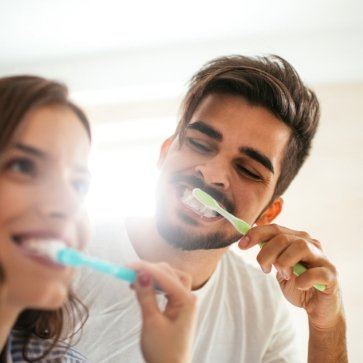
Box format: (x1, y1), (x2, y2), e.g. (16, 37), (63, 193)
(234, 196), (259, 224)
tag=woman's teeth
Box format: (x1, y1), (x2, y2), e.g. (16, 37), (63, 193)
(13, 237), (67, 257)
(25, 239), (66, 255)
(181, 189), (219, 219)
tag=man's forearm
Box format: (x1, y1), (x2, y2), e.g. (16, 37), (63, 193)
(308, 314), (348, 363)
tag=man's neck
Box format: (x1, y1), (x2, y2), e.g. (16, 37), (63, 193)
(125, 217), (228, 290)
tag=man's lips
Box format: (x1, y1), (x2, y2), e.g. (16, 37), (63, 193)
(169, 173), (235, 214)
(180, 202), (222, 223)
(174, 185), (225, 222)
(174, 182), (230, 212)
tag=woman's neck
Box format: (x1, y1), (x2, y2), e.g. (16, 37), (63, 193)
(0, 303), (20, 351)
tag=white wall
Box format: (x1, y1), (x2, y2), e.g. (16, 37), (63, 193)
(257, 82), (363, 361)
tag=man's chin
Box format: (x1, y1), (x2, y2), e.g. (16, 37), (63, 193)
(155, 215), (239, 251)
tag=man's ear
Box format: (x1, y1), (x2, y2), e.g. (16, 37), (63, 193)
(157, 137), (173, 168)
(255, 197), (284, 225)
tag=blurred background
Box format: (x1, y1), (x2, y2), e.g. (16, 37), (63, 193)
(0, 0), (362, 360)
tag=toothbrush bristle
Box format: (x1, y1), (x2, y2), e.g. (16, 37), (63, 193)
(26, 240), (66, 261)
(192, 188), (217, 208)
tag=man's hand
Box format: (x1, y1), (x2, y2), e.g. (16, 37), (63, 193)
(238, 224), (348, 362)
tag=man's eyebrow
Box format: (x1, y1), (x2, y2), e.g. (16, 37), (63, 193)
(185, 123), (274, 173)
(186, 121), (223, 141)
(239, 147), (275, 174)
(14, 143), (46, 159)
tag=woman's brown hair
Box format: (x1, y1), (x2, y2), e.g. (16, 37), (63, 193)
(0, 75), (90, 361)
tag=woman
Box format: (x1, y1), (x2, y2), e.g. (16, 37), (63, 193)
(0, 76), (196, 363)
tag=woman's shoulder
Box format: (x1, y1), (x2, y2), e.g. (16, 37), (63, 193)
(9, 331), (89, 363)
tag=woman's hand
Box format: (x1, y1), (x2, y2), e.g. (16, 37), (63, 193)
(128, 261), (197, 363)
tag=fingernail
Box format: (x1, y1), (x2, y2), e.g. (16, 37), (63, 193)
(275, 265), (289, 280)
(282, 272), (289, 280)
(239, 236), (250, 248)
(261, 266), (269, 274)
(129, 283), (135, 290)
(138, 271), (151, 287)
(282, 270), (290, 280)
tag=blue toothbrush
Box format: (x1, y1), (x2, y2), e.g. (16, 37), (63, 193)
(29, 241), (137, 283)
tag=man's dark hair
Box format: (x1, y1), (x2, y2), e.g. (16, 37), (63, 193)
(174, 55), (320, 200)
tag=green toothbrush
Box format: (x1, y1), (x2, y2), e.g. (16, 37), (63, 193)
(192, 188), (326, 292)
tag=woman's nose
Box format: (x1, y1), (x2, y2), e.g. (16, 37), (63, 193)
(36, 179), (80, 220)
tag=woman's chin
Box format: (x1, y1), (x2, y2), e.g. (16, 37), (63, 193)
(28, 284), (69, 310)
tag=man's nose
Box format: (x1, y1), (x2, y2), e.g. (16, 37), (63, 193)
(194, 157), (231, 190)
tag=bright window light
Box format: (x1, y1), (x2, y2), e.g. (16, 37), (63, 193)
(86, 117), (176, 224)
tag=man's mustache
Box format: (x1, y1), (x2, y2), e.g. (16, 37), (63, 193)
(169, 173), (235, 215)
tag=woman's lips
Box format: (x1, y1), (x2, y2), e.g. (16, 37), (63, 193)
(12, 231), (72, 247)
(19, 249), (66, 269)
(11, 232), (72, 269)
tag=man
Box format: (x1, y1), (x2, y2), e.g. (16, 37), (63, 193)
(76, 55), (347, 362)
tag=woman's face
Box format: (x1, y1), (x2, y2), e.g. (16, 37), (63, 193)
(0, 105), (91, 310)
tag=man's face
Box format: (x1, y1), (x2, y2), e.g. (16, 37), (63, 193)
(155, 93), (291, 250)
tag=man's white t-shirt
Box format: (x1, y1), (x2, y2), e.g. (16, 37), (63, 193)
(74, 222), (299, 363)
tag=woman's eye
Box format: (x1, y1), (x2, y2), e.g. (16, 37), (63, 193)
(187, 138), (212, 153)
(7, 158), (36, 176)
(72, 179), (90, 195)
(236, 164), (261, 180)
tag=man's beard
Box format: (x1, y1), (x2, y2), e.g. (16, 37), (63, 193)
(156, 212), (241, 250)
(155, 173), (241, 251)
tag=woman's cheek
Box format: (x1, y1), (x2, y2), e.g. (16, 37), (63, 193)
(76, 213), (91, 251)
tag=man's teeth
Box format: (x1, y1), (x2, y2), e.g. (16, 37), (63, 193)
(181, 189), (219, 218)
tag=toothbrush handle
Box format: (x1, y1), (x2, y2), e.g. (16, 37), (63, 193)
(217, 208), (251, 235)
(58, 249), (136, 284)
(82, 257), (137, 284)
(83, 257), (163, 292)
(292, 263), (326, 292)
(258, 242), (326, 292)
